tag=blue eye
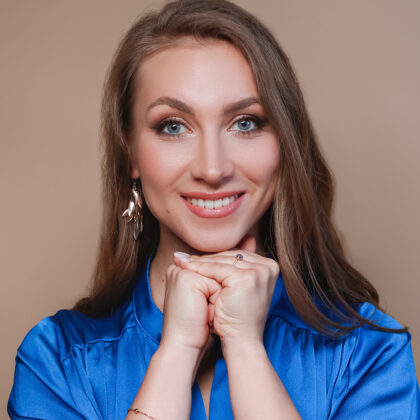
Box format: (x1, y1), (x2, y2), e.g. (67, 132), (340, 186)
(236, 119), (253, 131)
(231, 117), (263, 133)
(154, 119), (188, 137)
(154, 115), (267, 138)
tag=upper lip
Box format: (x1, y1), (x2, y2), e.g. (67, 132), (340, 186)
(181, 190), (245, 200)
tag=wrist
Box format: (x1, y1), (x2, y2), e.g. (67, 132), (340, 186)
(221, 337), (266, 361)
(157, 340), (202, 365)
(156, 341), (203, 385)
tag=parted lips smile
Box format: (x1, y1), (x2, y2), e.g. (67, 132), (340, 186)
(181, 191), (245, 218)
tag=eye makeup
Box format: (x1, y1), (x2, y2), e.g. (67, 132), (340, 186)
(151, 114), (268, 139)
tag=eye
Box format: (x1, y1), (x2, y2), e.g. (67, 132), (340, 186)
(154, 118), (188, 136)
(230, 116), (265, 134)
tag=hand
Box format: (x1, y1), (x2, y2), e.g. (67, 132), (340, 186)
(174, 235), (280, 346)
(159, 262), (221, 356)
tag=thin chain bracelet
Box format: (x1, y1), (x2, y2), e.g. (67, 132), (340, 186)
(127, 408), (157, 419)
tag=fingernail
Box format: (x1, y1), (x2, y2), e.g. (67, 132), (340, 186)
(174, 251), (191, 263)
(174, 251), (190, 258)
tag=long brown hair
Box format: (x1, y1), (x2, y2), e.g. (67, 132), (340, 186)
(74, 0), (405, 335)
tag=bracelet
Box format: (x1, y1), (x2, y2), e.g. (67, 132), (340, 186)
(127, 408), (157, 419)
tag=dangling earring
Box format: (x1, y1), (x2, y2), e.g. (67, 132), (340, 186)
(122, 178), (143, 240)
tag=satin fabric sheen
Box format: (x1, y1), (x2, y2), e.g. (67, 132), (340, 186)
(8, 254), (420, 419)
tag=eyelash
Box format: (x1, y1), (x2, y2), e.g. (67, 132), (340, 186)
(152, 115), (267, 138)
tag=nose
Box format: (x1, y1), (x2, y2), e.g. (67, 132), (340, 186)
(190, 131), (234, 186)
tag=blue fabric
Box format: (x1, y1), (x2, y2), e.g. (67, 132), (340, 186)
(8, 254), (420, 419)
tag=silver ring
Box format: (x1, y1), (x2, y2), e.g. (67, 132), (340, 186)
(233, 253), (244, 265)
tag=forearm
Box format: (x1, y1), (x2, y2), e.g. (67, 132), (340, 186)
(126, 344), (200, 420)
(222, 340), (301, 420)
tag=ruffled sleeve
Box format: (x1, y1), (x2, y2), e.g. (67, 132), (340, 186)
(329, 303), (420, 419)
(8, 316), (90, 419)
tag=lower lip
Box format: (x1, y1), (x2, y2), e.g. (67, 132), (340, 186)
(182, 194), (245, 218)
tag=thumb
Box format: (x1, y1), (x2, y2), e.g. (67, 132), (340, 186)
(236, 233), (256, 253)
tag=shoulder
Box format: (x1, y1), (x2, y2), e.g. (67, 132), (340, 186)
(18, 299), (137, 362)
(357, 301), (404, 330)
(272, 283), (407, 339)
(9, 300), (140, 418)
(272, 288), (415, 366)
(270, 290), (414, 365)
(270, 295), (419, 416)
(328, 303), (420, 417)
(344, 302), (413, 380)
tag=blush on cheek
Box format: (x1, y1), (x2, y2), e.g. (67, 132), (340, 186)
(136, 142), (160, 179)
(137, 136), (190, 177)
(245, 142), (279, 182)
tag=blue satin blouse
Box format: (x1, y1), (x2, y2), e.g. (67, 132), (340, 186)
(8, 254), (420, 419)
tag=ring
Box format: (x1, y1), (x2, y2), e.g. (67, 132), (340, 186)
(233, 253), (243, 265)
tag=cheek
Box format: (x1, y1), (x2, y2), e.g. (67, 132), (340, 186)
(242, 139), (280, 187)
(137, 140), (169, 181)
(135, 139), (187, 203)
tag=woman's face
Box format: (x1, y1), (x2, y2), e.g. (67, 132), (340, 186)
(129, 37), (279, 253)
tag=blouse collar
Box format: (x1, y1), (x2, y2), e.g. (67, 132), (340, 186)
(133, 252), (285, 344)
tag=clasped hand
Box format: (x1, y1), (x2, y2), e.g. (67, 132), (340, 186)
(160, 235), (279, 355)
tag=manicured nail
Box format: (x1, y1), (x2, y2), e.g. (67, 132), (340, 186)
(174, 251), (190, 258)
(174, 251), (191, 263)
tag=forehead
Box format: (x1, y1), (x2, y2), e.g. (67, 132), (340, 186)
(134, 37), (259, 109)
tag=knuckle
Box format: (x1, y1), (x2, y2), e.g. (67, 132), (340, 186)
(167, 263), (176, 273)
(261, 265), (271, 279)
(166, 265), (183, 282)
(244, 269), (259, 286)
(176, 269), (189, 281)
(267, 258), (280, 276)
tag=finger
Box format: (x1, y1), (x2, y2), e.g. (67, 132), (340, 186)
(208, 288), (221, 305)
(193, 273), (222, 299)
(166, 263), (179, 274)
(187, 255), (246, 267)
(208, 302), (215, 324)
(188, 249), (259, 263)
(180, 257), (279, 286)
(176, 260), (252, 286)
(184, 258), (266, 275)
(167, 264), (221, 297)
(177, 255), (260, 271)
(187, 250), (279, 276)
(166, 263), (182, 279)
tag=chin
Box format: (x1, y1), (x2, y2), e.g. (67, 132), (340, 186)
(185, 235), (241, 254)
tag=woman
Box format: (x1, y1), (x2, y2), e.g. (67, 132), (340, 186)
(8, 0), (419, 419)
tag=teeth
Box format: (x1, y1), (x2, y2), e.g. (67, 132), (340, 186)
(204, 200), (214, 209)
(214, 199), (223, 209)
(186, 194), (240, 209)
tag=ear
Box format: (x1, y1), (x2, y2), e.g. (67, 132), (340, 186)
(130, 163), (140, 179)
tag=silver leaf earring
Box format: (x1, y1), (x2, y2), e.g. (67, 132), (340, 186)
(122, 178), (143, 240)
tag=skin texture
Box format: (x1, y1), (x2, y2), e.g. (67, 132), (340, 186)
(127, 37), (300, 419)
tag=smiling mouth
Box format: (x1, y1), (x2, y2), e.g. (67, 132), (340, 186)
(181, 191), (245, 218)
(184, 193), (242, 209)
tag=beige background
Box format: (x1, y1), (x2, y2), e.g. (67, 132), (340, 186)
(1, 0), (419, 413)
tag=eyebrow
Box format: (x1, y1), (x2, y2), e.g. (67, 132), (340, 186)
(146, 96), (261, 115)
